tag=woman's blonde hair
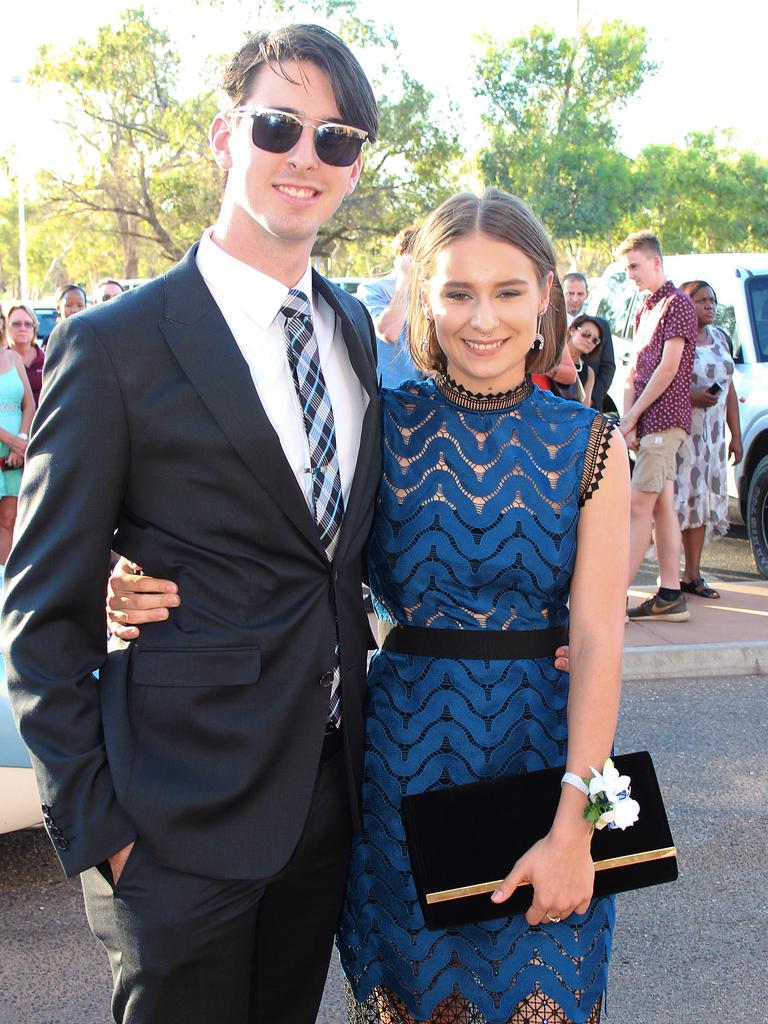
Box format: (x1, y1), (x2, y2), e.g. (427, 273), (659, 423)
(407, 189), (566, 377)
(6, 303), (39, 344)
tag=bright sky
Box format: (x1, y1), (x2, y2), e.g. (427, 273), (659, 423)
(3, 0), (766, 177)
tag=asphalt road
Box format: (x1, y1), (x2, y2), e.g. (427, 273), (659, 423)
(1, 671), (765, 1024)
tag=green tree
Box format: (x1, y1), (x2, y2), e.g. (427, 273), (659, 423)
(473, 21), (656, 264)
(317, 72), (461, 275)
(24, 2), (459, 284)
(625, 132), (768, 254)
(30, 8), (220, 278)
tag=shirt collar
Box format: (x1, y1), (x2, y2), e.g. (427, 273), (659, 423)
(196, 228), (315, 331)
(646, 278), (676, 308)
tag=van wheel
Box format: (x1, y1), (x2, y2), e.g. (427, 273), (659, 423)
(747, 455), (768, 578)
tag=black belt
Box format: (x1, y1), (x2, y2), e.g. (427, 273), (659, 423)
(381, 623), (567, 661)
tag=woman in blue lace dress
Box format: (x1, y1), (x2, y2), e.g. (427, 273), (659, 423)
(337, 191), (629, 1024)
(107, 191), (629, 1024)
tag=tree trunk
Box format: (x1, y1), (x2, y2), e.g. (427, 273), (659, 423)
(117, 209), (139, 278)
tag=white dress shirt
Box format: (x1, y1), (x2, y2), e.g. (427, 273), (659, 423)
(196, 228), (368, 516)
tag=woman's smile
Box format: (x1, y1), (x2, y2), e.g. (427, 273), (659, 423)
(462, 336), (509, 352)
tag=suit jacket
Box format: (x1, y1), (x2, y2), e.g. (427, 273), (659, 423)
(1, 246), (382, 879)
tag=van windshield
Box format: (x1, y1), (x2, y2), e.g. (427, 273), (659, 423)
(746, 274), (768, 362)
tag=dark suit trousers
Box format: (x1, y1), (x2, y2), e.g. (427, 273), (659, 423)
(81, 747), (352, 1024)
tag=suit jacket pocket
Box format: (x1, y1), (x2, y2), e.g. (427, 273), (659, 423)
(130, 645), (261, 687)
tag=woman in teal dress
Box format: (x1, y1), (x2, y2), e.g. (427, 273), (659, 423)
(107, 191), (630, 1023)
(0, 341), (35, 566)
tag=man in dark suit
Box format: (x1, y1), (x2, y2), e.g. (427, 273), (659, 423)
(2, 25), (381, 1024)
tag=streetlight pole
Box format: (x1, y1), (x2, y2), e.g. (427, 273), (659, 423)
(10, 75), (28, 300)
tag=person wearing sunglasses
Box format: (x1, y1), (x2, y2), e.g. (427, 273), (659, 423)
(564, 314), (604, 405)
(6, 303), (45, 407)
(3, 24), (380, 1024)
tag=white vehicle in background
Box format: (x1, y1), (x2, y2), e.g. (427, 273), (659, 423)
(586, 253), (768, 577)
(1, 660), (41, 833)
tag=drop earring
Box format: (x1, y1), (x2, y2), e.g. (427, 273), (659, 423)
(532, 312), (545, 351)
(423, 310), (433, 348)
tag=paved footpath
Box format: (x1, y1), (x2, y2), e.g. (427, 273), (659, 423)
(623, 578), (768, 680)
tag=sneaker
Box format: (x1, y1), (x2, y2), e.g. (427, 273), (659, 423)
(627, 593), (690, 622)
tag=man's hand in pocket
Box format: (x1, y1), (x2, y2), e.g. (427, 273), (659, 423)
(108, 841), (135, 886)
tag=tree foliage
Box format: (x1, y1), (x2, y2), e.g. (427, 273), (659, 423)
(2, 8), (765, 294)
(317, 72), (461, 274)
(13, 3), (459, 284)
(474, 22), (655, 263)
(29, 8), (221, 279)
(626, 132), (768, 254)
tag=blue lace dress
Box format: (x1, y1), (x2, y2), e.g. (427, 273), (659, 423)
(337, 375), (616, 1024)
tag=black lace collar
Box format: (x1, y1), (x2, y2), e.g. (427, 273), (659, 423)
(434, 373), (534, 412)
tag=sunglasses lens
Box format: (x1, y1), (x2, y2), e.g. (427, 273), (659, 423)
(250, 111), (302, 153)
(315, 125), (364, 167)
(248, 110), (364, 166)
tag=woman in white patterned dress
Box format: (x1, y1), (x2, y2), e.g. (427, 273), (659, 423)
(674, 281), (742, 599)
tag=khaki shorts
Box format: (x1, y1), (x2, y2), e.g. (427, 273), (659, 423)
(632, 427), (687, 493)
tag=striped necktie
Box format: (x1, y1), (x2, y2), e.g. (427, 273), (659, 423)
(280, 288), (343, 727)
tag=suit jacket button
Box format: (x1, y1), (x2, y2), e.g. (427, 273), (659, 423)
(319, 671), (334, 687)
(56, 838), (70, 851)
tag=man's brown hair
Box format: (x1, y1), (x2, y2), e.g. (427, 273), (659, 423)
(220, 24), (379, 143)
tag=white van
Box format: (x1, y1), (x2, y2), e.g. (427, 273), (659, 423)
(586, 254), (768, 577)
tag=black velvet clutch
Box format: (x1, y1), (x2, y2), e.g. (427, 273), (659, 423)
(401, 751), (677, 930)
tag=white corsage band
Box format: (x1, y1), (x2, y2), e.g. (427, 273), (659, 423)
(583, 757), (640, 830)
(561, 771), (589, 796)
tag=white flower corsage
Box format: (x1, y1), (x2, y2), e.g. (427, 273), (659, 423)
(582, 757), (640, 831)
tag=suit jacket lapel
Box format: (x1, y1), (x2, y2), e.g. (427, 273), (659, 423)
(313, 271), (377, 400)
(158, 248), (326, 558)
(312, 272), (382, 565)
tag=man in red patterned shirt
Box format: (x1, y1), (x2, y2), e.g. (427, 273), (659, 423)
(617, 231), (697, 621)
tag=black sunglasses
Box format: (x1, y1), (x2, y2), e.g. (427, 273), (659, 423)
(573, 324), (601, 345)
(230, 106), (368, 167)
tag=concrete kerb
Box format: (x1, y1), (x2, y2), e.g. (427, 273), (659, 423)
(622, 640), (768, 681)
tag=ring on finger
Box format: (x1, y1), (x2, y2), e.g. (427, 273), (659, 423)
(546, 913), (561, 923)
